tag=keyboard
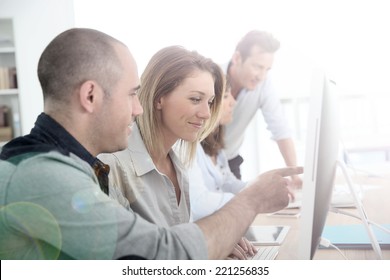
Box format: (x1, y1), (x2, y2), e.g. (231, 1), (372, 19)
(247, 246), (279, 260)
(287, 184), (363, 209)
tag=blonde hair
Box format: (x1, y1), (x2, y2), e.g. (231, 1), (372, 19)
(137, 45), (224, 165)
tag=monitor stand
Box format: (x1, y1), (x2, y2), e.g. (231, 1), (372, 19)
(332, 160), (383, 259)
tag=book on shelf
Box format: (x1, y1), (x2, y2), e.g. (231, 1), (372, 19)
(0, 105), (11, 127)
(0, 67), (17, 89)
(0, 105), (12, 141)
(0, 126), (12, 142)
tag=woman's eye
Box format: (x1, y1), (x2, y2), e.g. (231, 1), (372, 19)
(190, 97), (201, 103)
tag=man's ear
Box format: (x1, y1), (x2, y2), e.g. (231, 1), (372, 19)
(231, 51), (242, 65)
(79, 81), (98, 113)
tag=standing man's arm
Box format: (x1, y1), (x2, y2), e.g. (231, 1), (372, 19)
(277, 138), (303, 188)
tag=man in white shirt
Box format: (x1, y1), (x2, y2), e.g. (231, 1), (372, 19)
(224, 30), (302, 188)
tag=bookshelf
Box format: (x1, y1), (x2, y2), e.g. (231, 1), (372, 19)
(0, 18), (21, 145)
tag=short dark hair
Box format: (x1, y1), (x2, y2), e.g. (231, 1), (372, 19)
(38, 28), (124, 103)
(235, 30), (280, 61)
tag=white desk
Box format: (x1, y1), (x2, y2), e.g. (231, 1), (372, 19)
(253, 171), (390, 260)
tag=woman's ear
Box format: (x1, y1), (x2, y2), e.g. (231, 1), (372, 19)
(155, 97), (163, 110)
(231, 51), (242, 65)
(79, 80), (99, 113)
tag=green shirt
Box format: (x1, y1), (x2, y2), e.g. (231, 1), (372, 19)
(0, 151), (207, 259)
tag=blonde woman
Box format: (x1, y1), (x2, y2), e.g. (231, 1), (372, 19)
(99, 45), (294, 259)
(99, 45), (222, 221)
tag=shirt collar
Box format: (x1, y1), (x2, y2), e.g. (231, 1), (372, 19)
(127, 123), (155, 176)
(32, 113), (97, 166)
(128, 123), (185, 177)
(34, 113), (110, 194)
(1, 112), (110, 194)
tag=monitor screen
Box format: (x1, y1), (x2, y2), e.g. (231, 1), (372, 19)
(298, 69), (340, 260)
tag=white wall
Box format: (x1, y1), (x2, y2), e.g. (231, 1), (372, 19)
(0, 0), (75, 134)
(73, 0), (390, 96)
(75, 0), (390, 179)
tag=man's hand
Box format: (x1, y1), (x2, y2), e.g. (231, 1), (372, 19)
(244, 166), (303, 214)
(226, 237), (257, 260)
(196, 166), (303, 260)
(290, 174), (303, 189)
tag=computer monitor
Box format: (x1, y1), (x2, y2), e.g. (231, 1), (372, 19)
(298, 69), (340, 259)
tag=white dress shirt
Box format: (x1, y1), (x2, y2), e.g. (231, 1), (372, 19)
(189, 143), (246, 221)
(222, 63), (292, 160)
